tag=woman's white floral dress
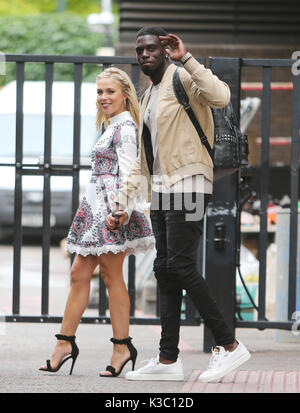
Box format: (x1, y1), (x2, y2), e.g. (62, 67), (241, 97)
(66, 111), (155, 257)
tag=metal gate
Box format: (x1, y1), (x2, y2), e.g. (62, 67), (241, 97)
(1, 54), (197, 326)
(235, 58), (300, 331)
(202, 56), (300, 351)
(1, 54), (299, 346)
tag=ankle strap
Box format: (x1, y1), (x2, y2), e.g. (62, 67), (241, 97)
(110, 336), (132, 345)
(55, 334), (76, 342)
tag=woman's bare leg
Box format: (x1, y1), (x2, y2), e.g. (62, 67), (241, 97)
(98, 251), (132, 376)
(40, 254), (99, 370)
(60, 254), (99, 334)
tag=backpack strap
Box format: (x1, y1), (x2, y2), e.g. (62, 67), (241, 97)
(172, 67), (214, 162)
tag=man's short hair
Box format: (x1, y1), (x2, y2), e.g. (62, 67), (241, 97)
(136, 26), (168, 40)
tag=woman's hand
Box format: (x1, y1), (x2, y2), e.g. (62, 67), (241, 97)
(159, 33), (187, 61)
(106, 211), (129, 231)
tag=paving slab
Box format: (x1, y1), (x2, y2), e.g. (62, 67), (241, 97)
(1, 322), (300, 396)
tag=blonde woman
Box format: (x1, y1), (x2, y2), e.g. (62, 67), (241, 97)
(39, 67), (155, 377)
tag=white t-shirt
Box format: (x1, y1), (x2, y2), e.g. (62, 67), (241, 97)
(144, 84), (213, 194)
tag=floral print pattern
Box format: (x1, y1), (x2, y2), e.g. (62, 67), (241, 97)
(66, 111), (155, 257)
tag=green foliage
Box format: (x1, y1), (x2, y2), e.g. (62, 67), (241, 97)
(0, 13), (109, 84)
(62, 0), (118, 16)
(0, 0), (55, 16)
(0, 0), (115, 16)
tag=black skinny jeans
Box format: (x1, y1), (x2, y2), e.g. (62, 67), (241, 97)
(150, 192), (235, 362)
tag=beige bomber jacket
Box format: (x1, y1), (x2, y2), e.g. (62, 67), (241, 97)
(117, 56), (231, 208)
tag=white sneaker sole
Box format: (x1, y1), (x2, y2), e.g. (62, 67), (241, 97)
(126, 373), (184, 381)
(199, 351), (251, 383)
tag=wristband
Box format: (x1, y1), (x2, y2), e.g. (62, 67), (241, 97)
(180, 52), (192, 65)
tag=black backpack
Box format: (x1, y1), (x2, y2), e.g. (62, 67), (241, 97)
(172, 67), (249, 181)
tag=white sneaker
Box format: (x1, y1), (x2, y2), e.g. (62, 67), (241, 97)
(125, 356), (184, 381)
(198, 339), (251, 383)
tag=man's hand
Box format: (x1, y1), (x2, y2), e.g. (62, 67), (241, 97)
(106, 210), (129, 232)
(159, 33), (187, 61)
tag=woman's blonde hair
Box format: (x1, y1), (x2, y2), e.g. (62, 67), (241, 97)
(96, 67), (139, 130)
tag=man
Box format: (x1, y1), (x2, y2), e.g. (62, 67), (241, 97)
(106, 26), (250, 382)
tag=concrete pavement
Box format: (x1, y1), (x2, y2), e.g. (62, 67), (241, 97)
(1, 321), (300, 395)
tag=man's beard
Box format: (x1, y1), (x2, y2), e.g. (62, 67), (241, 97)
(140, 65), (155, 76)
(139, 56), (165, 76)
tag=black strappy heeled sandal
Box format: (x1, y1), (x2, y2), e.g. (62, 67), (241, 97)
(39, 334), (79, 375)
(99, 336), (137, 378)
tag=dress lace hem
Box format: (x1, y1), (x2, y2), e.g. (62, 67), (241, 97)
(65, 236), (155, 257)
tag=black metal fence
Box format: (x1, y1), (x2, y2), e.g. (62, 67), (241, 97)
(235, 58), (300, 332)
(1, 54), (299, 344)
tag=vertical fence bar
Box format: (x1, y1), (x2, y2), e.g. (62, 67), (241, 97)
(128, 255), (136, 317)
(288, 72), (300, 319)
(71, 63), (82, 225)
(98, 275), (107, 316)
(41, 62), (54, 315)
(258, 66), (272, 321)
(103, 63), (110, 72)
(12, 62), (24, 315)
(70, 62), (82, 276)
(131, 63), (140, 95)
